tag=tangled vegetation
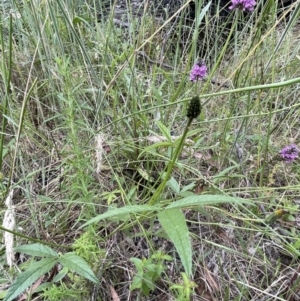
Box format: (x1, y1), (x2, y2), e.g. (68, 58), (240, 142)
(0, 0), (300, 300)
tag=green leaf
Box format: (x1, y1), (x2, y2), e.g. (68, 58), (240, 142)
(14, 244), (58, 258)
(4, 258), (57, 301)
(79, 205), (161, 228)
(138, 141), (172, 158)
(59, 252), (98, 283)
(143, 274), (155, 290)
(180, 182), (196, 193)
(167, 177), (180, 194)
(195, 1), (211, 27)
(292, 239), (300, 250)
(158, 209), (192, 277)
(156, 121), (172, 142)
(166, 194), (252, 209)
(213, 165), (240, 180)
(53, 266), (69, 283)
(31, 282), (53, 293)
(0, 290), (7, 299)
(130, 275), (142, 291)
(144, 263), (156, 272)
(130, 257), (143, 267)
(72, 16), (84, 25)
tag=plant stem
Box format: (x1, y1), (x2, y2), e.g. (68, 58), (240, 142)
(148, 118), (193, 206)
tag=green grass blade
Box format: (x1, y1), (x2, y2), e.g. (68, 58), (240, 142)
(4, 258), (57, 301)
(158, 209), (192, 277)
(138, 141), (173, 158)
(59, 252), (99, 284)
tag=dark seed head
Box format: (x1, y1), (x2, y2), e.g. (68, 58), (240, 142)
(187, 96), (201, 119)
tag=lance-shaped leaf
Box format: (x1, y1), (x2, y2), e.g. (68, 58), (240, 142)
(14, 244), (58, 258)
(158, 209), (192, 277)
(166, 194), (252, 210)
(80, 205), (161, 228)
(4, 258), (57, 301)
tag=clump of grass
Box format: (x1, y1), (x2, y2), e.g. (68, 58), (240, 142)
(1, 0), (300, 300)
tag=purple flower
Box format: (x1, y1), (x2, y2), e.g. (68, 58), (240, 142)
(229, 0), (256, 11)
(190, 62), (207, 82)
(279, 144), (299, 163)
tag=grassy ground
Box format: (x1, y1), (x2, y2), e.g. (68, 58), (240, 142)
(1, 0), (300, 300)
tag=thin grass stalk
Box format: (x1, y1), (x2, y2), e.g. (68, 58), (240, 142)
(8, 78), (38, 190)
(168, 0), (206, 105)
(202, 14), (239, 95)
(7, 39), (40, 191)
(56, 0), (100, 84)
(0, 15), (13, 171)
(0, 224), (71, 249)
(47, 1), (65, 54)
(264, 0), (300, 72)
(102, 0), (194, 101)
(95, 76), (300, 137)
(258, 104), (274, 187)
